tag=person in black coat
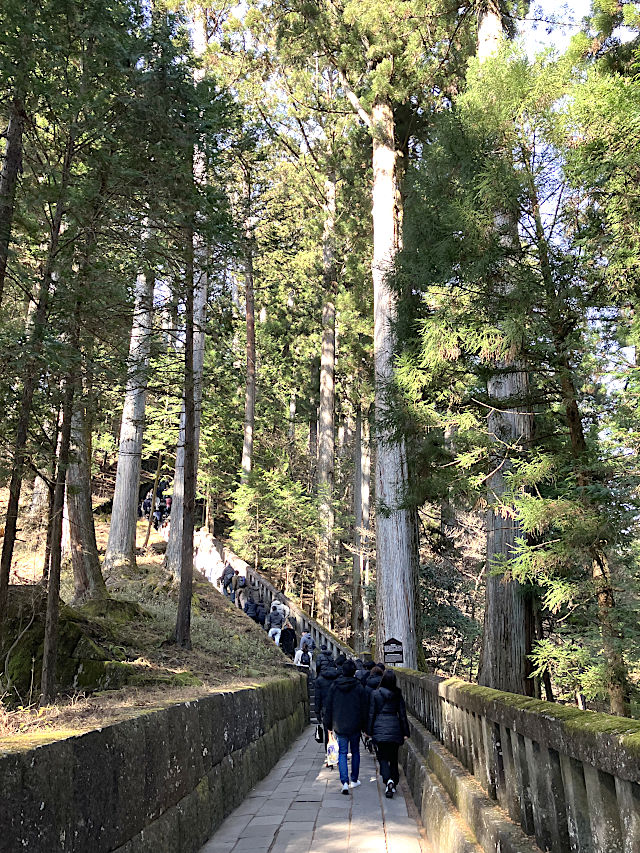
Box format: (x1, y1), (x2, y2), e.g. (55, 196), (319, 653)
(243, 594), (258, 622)
(314, 659), (339, 753)
(364, 665), (384, 698)
(255, 599), (267, 627)
(280, 620), (297, 658)
(325, 660), (369, 794)
(315, 644), (334, 676)
(367, 669), (410, 798)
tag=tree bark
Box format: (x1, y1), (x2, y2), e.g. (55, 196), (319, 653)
(314, 173), (336, 626)
(142, 452), (162, 549)
(352, 404), (371, 653)
(308, 357), (319, 488)
(241, 170), (256, 484)
(476, 3), (534, 695)
(103, 269), (154, 574)
(165, 264), (207, 576)
(288, 391), (296, 446)
(26, 474), (49, 542)
(67, 406), (107, 603)
(0, 133), (73, 626)
(40, 364), (76, 704)
(175, 232), (196, 649)
(0, 96), (25, 305)
(478, 365), (534, 694)
(371, 97), (417, 669)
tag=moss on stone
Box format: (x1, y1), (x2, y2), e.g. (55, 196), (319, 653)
(77, 597), (150, 624)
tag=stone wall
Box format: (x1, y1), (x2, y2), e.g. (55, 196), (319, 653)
(0, 674), (308, 853)
(397, 670), (640, 853)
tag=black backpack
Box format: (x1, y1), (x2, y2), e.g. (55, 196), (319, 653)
(301, 651), (310, 666)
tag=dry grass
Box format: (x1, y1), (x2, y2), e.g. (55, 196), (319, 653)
(1, 491), (291, 740)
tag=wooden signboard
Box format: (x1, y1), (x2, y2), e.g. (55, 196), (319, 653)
(383, 637), (404, 665)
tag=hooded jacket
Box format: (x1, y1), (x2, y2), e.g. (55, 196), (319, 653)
(368, 686), (410, 745)
(324, 674), (368, 736)
(255, 602), (267, 625)
(266, 608), (285, 630)
(314, 662), (339, 719)
(315, 650), (334, 675)
(364, 672), (383, 698)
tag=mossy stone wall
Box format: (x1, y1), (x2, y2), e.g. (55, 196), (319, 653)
(396, 669), (640, 853)
(0, 674), (308, 853)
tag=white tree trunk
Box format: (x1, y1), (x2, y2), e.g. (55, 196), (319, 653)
(27, 474), (49, 539)
(371, 98), (417, 669)
(352, 405), (371, 652)
(240, 172), (256, 484)
(103, 271), (154, 574)
(314, 173), (336, 626)
(165, 270), (207, 576)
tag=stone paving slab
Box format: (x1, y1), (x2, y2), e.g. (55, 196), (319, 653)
(200, 726), (430, 853)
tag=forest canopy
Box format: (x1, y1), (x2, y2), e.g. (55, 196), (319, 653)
(0, 0), (639, 716)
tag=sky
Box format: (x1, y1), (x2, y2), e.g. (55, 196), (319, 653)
(521, 0), (594, 56)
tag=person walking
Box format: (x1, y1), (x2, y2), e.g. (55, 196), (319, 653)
(314, 655), (339, 754)
(367, 669), (410, 799)
(265, 603), (285, 645)
(280, 620), (297, 658)
(293, 641), (312, 668)
(218, 563), (234, 600)
(315, 644), (333, 675)
(299, 630), (315, 653)
(255, 598), (267, 627)
(364, 665), (384, 699)
(324, 659), (368, 794)
(243, 593), (258, 622)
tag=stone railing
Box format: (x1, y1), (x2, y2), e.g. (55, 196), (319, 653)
(396, 670), (640, 853)
(0, 675), (308, 853)
(194, 532), (354, 661)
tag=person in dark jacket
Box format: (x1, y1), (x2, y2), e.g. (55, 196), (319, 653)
(314, 659), (339, 753)
(335, 653), (347, 669)
(355, 659), (374, 684)
(325, 659), (369, 794)
(367, 669), (410, 798)
(365, 665), (384, 698)
(255, 599), (267, 627)
(280, 620), (297, 658)
(243, 594), (258, 621)
(266, 604), (285, 644)
(315, 645), (333, 675)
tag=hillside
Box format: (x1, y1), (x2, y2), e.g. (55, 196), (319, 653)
(0, 502), (289, 741)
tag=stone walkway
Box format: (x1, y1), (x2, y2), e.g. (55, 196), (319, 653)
(200, 726), (429, 853)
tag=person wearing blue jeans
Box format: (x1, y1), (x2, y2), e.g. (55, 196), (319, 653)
(337, 732), (360, 788)
(324, 659), (369, 794)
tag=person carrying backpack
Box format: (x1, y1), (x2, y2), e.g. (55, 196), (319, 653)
(294, 642), (311, 667)
(235, 572), (248, 609)
(218, 563), (234, 600)
(367, 669), (410, 799)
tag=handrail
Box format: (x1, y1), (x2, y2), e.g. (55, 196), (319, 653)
(396, 669), (640, 853)
(193, 530), (354, 660)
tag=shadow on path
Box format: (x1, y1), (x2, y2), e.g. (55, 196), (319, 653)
(200, 725), (431, 853)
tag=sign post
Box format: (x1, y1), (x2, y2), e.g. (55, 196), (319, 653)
(383, 637), (404, 666)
